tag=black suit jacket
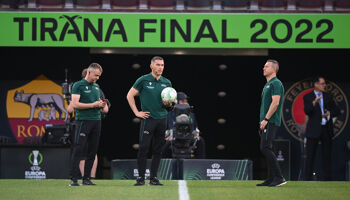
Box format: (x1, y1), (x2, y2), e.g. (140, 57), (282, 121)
(303, 91), (340, 139)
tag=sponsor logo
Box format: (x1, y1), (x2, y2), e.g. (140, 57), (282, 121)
(25, 150), (46, 179)
(277, 150), (284, 162)
(282, 79), (348, 141)
(207, 163), (225, 180)
(161, 84), (167, 87)
(7, 75), (69, 143)
(146, 82), (154, 89)
(13, 15), (128, 42)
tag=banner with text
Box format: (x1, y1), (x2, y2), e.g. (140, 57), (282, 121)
(0, 12), (349, 48)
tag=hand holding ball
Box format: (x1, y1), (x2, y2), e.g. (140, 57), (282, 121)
(161, 87), (177, 106)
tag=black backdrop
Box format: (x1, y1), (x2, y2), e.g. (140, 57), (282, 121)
(1, 47), (350, 180)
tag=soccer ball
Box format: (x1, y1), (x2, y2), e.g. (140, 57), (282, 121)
(161, 87), (177, 103)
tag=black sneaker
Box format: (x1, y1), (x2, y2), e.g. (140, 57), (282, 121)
(82, 178), (96, 186)
(69, 179), (79, 186)
(134, 177), (145, 186)
(256, 179), (273, 186)
(149, 177), (163, 186)
(269, 178), (287, 187)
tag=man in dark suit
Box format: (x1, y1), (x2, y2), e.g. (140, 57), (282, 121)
(303, 76), (340, 181)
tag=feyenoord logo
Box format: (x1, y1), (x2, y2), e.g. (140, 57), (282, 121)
(282, 79), (348, 142)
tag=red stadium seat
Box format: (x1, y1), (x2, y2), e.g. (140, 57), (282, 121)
(110, 0), (139, 9)
(0, 0), (28, 8)
(148, 0), (176, 9)
(222, 0), (250, 10)
(36, 0), (65, 8)
(258, 0), (287, 10)
(186, 0), (212, 10)
(334, 0), (350, 10)
(296, 0), (324, 11)
(73, 0), (102, 9)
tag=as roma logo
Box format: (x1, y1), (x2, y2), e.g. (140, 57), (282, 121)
(282, 79), (348, 142)
(6, 75), (69, 144)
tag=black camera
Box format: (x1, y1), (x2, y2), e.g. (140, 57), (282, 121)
(168, 104), (198, 159)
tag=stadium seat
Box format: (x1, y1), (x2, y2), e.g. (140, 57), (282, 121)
(0, 0), (28, 8)
(36, 0), (65, 8)
(110, 0), (139, 9)
(73, 0), (102, 9)
(258, 0), (287, 10)
(296, 0), (324, 11)
(222, 0), (250, 10)
(148, 0), (176, 9)
(186, 0), (212, 10)
(334, 0), (350, 10)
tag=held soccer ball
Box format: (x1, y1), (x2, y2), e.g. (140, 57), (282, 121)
(161, 87), (177, 103)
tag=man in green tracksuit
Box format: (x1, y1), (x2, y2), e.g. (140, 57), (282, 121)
(127, 56), (172, 186)
(69, 63), (108, 186)
(257, 59), (286, 187)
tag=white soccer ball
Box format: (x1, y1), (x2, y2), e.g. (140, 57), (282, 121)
(161, 87), (177, 103)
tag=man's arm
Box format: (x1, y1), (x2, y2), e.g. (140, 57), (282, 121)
(126, 87), (149, 119)
(260, 95), (280, 130)
(71, 94), (103, 109)
(304, 94), (321, 116)
(265, 95), (280, 120)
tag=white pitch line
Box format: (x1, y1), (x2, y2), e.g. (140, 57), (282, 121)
(178, 180), (190, 200)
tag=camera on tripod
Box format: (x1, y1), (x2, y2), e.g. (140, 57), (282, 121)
(42, 69), (73, 145)
(61, 68), (73, 103)
(166, 103), (199, 159)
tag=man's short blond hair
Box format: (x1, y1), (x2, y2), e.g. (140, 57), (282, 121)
(88, 63), (103, 73)
(267, 59), (279, 73)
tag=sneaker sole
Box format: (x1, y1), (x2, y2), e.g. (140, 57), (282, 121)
(272, 181), (287, 187)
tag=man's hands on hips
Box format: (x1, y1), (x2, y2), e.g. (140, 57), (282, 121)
(135, 111), (150, 119)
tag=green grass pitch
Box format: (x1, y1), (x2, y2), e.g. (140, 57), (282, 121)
(0, 180), (349, 200)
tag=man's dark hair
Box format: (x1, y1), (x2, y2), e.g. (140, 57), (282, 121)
(313, 76), (325, 85)
(151, 56), (164, 63)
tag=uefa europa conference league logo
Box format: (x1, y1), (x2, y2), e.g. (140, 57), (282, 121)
(282, 79), (348, 142)
(25, 150), (46, 179)
(207, 163), (225, 180)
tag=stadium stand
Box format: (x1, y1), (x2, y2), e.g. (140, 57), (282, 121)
(35, 0), (65, 8)
(0, 0), (28, 8)
(334, 0), (350, 10)
(110, 0), (139, 9)
(258, 0), (288, 10)
(0, 0), (349, 13)
(148, 0), (176, 10)
(73, 0), (102, 9)
(186, 0), (212, 10)
(296, 0), (325, 11)
(222, 0), (250, 10)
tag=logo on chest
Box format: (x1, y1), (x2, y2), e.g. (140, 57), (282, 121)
(146, 82), (154, 89)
